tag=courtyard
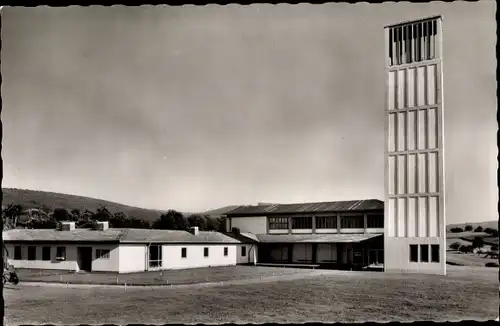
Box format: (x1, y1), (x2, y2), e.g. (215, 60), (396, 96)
(4, 265), (498, 324)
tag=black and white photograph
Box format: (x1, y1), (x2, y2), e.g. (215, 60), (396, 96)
(1, 2), (497, 324)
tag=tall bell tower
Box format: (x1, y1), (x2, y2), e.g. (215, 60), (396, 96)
(384, 16), (446, 275)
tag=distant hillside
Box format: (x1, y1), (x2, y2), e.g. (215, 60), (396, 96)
(202, 205), (240, 217)
(446, 220), (498, 232)
(1, 188), (164, 223)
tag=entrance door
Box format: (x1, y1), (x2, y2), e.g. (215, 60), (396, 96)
(77, 247), (93, 272)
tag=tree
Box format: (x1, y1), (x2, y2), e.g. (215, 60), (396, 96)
(110, 211), (128, 228)
(484, 228), (498, 237)
(450, 242), (461, 250)
(93, 206), (113, 221)
(464, 225), (473, 232)
(52, 208), (73, 222)
(450, 227), (464, 233)
(474, 226), (483, 232)
(187, 214), (208, 230)
(459, 245), (473, 253)
(153, 210), (186, 230)
(128, 217), (150, 229)
(472, 237), (484, 249)
(70, 209), (81, 219)
(3, 204), (23, 229)
(205, 216), (217, 231)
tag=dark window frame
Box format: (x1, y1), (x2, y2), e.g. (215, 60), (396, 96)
(341, 215), (364, 229)
(204, 247), (209, 257)
(431, 244), (440, 263)
(14, 246), (22, 260)
(316, 216), (337, 229)
(420, 244), (429, 262)
(27, 246), (37, 261)
(241, 246), (247, 257)
(149, 245), (162, 268)
(42, 246), (51, 261)
(181, 247), (187, 258)
(409, 244), (418, 262)
(223, 247), (228, 257)
(291, 216), (313, 229)
(268, 217), (289, 230)
(366, 214), (384, 228)
(96, 249), (110, 259)
(56, 246), (66, 260)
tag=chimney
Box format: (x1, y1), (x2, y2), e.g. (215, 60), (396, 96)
(95, 221), (109, 231)
(61, 222), (76, 231)
(232, 227), (241, 235)
(189, 226), (199, 236)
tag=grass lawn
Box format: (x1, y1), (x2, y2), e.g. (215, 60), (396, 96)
(15, 265), (313, 285)
(4, 265), (498, 324)
(446, 251), (498, 267)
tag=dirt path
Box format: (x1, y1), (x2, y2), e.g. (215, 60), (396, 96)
(17, 269), (345, 290)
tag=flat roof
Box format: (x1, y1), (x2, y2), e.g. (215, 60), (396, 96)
(3, 228), (241, 244)
(255, 233), (382, 244)
(225, 199), (384, 217)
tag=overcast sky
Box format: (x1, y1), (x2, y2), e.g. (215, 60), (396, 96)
(1, 3), (496, 223)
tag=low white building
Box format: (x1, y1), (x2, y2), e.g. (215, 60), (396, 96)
(3, 222), (242, 273)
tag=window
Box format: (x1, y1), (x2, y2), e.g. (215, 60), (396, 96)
(56, 247), (66, 260)
(268, 217), (288, 230)
(96, 249), (110, 259)
(14, 246), (22, 260)
(388, 19), (438, 66)
(42, 246), (51, 261)
(149, 245), (162, 268)
(291, 216), (312, 229)
(367, 214), (384, 228)
(204, 247), (209, 257)
(241, 246), (247, 257)
(420, 244), (429, 262)
(316, 216), (337, 229)
(431, 245), (440, 263)
(181, 247), (187, 258)
(409, 245), (418, 262)
(27, 246), (37, 260)
(224, 247), (228, 256)
(341, 215), (364, 229)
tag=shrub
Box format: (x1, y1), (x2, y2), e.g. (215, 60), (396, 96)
(484, 228), (498, 237)
(450, 227), (464, 233)
(472, 236), (485, 249)
(485, 262), (499, 268)
(491, 245), (498, 252)
(450, 242), (461, 250)
(474, 226), (483, 232)
(464, 225), (473, 232)
(459, 245), (473, 253)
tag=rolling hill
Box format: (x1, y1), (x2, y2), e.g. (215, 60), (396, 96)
(446, 220), (498, 232)
(1, 188), (166, 223)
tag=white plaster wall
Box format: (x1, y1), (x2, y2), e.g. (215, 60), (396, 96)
(5, 243), (79, 271)
(340, 228), (365, 234)
(236, 244), (258, 264)
(118, 244), (147, 273)
(268, 229), (288, 234)
(161, 244), (237, 270)
(5, 243), (119, 272)
(91, 244), (119, 272)
(315, 229), (338, 234)
(384, 237), (446, 275)
(291, 229), (312, 234)
(231, 216), (267, 234)
(366, 228), (384, 234)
